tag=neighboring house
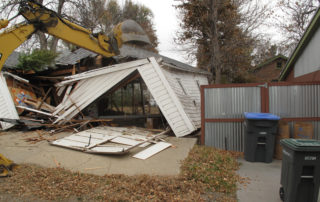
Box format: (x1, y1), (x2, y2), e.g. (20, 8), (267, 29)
(280, 8), (320, 82)
(3, 51), (20, 70)
(253, 54), (287, 82)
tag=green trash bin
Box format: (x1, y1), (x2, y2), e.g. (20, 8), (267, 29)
(280, 139), (320, 202)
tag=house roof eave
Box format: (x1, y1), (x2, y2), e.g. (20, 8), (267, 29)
(279, 7), (320, 81)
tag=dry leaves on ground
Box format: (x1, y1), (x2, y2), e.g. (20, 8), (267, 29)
(0, 145), (243, 201)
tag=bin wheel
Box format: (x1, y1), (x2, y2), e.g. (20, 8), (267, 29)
(279, 187), (285, 201)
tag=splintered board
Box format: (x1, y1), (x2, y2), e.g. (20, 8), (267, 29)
(133, 142), (172, 160)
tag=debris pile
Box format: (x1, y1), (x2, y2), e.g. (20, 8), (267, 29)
(51, 126), (172, 158)
(0, 56), (207, 138)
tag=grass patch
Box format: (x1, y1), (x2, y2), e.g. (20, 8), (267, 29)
(0, 145), (243, 201)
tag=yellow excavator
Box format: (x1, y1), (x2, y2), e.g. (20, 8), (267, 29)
(0, 0), (150, 176)
(0, 154), (18, 177)
(0, 0), (151, 72)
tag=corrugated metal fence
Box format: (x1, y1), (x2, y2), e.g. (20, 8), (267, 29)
(201, 82), (320, 152)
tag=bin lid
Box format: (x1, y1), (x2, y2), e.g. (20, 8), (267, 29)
(244, 112), (280, 120)
(280, 139), (320, 151)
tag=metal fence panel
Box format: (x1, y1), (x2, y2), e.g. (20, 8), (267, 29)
(205, 122), (245, 152)
(269, 85), (320, 118)
(204, 87), (261, 119)
(202, 83), (320, 151)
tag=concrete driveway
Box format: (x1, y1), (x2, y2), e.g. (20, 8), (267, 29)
(237, 158), (283, 202)
(237, 158), (320, 202)
(0, 130), (197, 176)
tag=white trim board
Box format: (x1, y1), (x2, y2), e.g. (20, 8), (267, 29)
(133, 142), (172, 160)
(0, 73), (19, 130)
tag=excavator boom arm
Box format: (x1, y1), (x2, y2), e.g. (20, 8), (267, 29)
(0, 0), (150, 72)
(19, 0), (121, 57)
(0, 23), (36, 71)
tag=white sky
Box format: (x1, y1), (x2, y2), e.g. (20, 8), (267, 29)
(127, 0), (283, 65)
(128, 0), (188, 63)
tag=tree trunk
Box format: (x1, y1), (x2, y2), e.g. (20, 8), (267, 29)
(209, 0), (222, 84)
(50, 38), (59, 52)
(37, 32), (48, 50)
(49, 0), (65, 52)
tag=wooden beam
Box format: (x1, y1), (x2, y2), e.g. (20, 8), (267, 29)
(140, 78), (145, 115)
(37, 87), (52, 110)
(111, 98), (121, 112)
(132, 82), (134, 114)
(121, 87), (124, 112)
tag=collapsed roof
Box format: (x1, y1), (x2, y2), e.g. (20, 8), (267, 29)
(54, 57), (208, 137)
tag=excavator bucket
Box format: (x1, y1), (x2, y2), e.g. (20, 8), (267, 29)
(116, 20), (151, 45)
(0, 153), (18, 177)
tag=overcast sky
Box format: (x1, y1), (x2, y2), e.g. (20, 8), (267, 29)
(122, 0), (283, 65)
(128, 0), (188, 63)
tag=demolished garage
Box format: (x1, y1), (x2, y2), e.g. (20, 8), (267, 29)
(54, 57), (208, 137)
(0, 56), (209, 138)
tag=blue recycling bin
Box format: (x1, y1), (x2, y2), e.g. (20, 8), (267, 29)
(244, 112), (280, 163)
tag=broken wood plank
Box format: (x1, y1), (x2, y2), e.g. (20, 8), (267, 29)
(133, 142), (172, 160)
(24, 98), (55, 112)
(125, 129), (170, 151)
(17, 106), (58, 117)
(111, 137), (142, 146)
(36, 87), (52, 110)
(57, 86), (66, 97)
(61, 85), (73, 104)
(86, 146), (128, 154)
(51, 139), (89, 149)
(57, 59), (150, 87)
(2, 72), (29, 83)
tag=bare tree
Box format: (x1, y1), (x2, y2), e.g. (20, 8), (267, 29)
(0, 0), (74, 51)
(68, 0), (107, 32)
(237, 0), (272, 36)
(277, 0), (319, 54)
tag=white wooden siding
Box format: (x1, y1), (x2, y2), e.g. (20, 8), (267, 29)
(54, 68), (137, 123)
(138, 58), (196, 137)
(0, 73), (19, 130)
(294, 26), (320, 78)
(53, 57), (208, 137)
(161, 67), (208, 128)
(133, 142), (172, 160)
